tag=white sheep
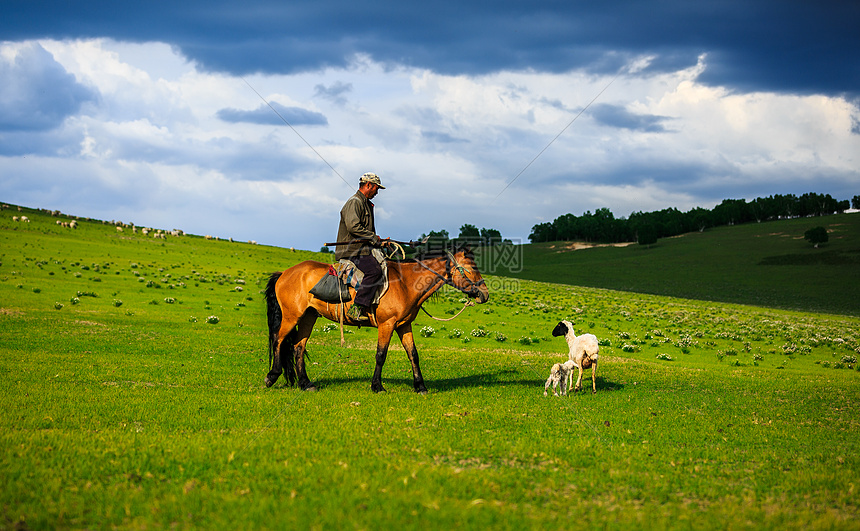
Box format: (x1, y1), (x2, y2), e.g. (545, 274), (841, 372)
(552, 320), (600, 394)
(544, 359), (576, 397)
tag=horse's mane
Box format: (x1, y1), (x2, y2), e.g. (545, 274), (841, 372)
(399, 242), (475, 264)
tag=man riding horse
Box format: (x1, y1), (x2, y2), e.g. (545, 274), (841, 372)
(334, 172), (393, 322)
(265, 172), (490, 391)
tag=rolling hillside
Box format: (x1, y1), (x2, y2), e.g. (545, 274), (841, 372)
(2, 201), (859, 528)
(479, 213), (860, 316)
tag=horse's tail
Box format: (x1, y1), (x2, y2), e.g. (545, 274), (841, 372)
(265, 271), (296, 385)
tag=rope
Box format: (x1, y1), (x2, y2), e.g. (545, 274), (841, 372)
(385, 241), (406, 260)
(420, 298), (475, 322)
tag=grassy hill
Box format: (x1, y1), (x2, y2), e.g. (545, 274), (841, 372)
(2, 203), (859, 529)
(480, 213), (860, 316)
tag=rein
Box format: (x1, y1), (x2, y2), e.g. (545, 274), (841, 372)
(420, 298), (475, 322)
(415, 251), (484, 321)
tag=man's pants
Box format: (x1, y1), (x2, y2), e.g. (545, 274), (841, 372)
(353, 254), (383, 307)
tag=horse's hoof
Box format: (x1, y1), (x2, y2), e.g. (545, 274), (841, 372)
(265, 378), (276, 388)
(416, 389), (428, 395)
(371, 384), (386, 393)
(304, 385), (318, 392)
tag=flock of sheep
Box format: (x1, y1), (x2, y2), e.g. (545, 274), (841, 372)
(4, 204), (261, 245)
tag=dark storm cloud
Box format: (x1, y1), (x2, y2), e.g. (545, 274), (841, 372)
(0, 42), (97, 132)
(216, 102), (328, 126)
(3, 0), (858, 98)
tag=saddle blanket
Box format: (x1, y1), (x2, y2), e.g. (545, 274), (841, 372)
(332, 251), (388, 304)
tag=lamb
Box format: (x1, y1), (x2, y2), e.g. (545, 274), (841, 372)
(544, 359), (576, 397)
(552, 320), (600, 394)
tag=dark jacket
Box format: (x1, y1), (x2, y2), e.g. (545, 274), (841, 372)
(335, 191), (380, 260)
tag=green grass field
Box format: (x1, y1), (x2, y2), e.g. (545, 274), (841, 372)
(483, 212), (860, 317)
(1, 205), (859, 529)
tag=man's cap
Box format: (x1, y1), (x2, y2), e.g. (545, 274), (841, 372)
(360, 172), (385, 189)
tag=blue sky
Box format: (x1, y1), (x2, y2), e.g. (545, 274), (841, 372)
(1, 0), (858, 249)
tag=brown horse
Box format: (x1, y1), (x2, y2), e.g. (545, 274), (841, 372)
(264, 246), (490, 393)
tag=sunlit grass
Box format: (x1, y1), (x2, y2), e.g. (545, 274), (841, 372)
(1, 206), (858, 529)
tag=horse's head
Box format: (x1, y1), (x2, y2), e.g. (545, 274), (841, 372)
(447, 247), (490, 304)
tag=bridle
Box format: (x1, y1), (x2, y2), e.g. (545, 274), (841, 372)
(416, 250), (486, 299)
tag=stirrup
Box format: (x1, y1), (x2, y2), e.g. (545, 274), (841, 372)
(347, 304), (369, 322)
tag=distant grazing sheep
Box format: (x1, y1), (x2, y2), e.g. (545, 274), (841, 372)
(552, 320), (600, 394)
(12, 216), (19, 222)
(20, 216), (29, 222)
(544, 359), (576, 397)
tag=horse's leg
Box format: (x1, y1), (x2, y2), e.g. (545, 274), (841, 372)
(266, 327), (293, 387)
(396, 324), (427, 394)
(371, 323), (396, 393)
(266, 342), (282, 387)
(293, 311), (318, 391)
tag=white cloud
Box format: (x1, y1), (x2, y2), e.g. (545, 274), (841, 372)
(1, 39), (858, 249)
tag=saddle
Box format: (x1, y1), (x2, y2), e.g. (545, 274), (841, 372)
(309, 249), (389, 304)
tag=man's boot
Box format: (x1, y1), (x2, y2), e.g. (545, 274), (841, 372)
(347, 303), (369, 322)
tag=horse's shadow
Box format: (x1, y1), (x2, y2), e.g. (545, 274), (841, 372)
(283, 369), (623, 394)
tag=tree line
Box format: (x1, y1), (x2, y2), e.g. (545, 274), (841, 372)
(420, 224), (511, 249)
(529, 192), (857, 245)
